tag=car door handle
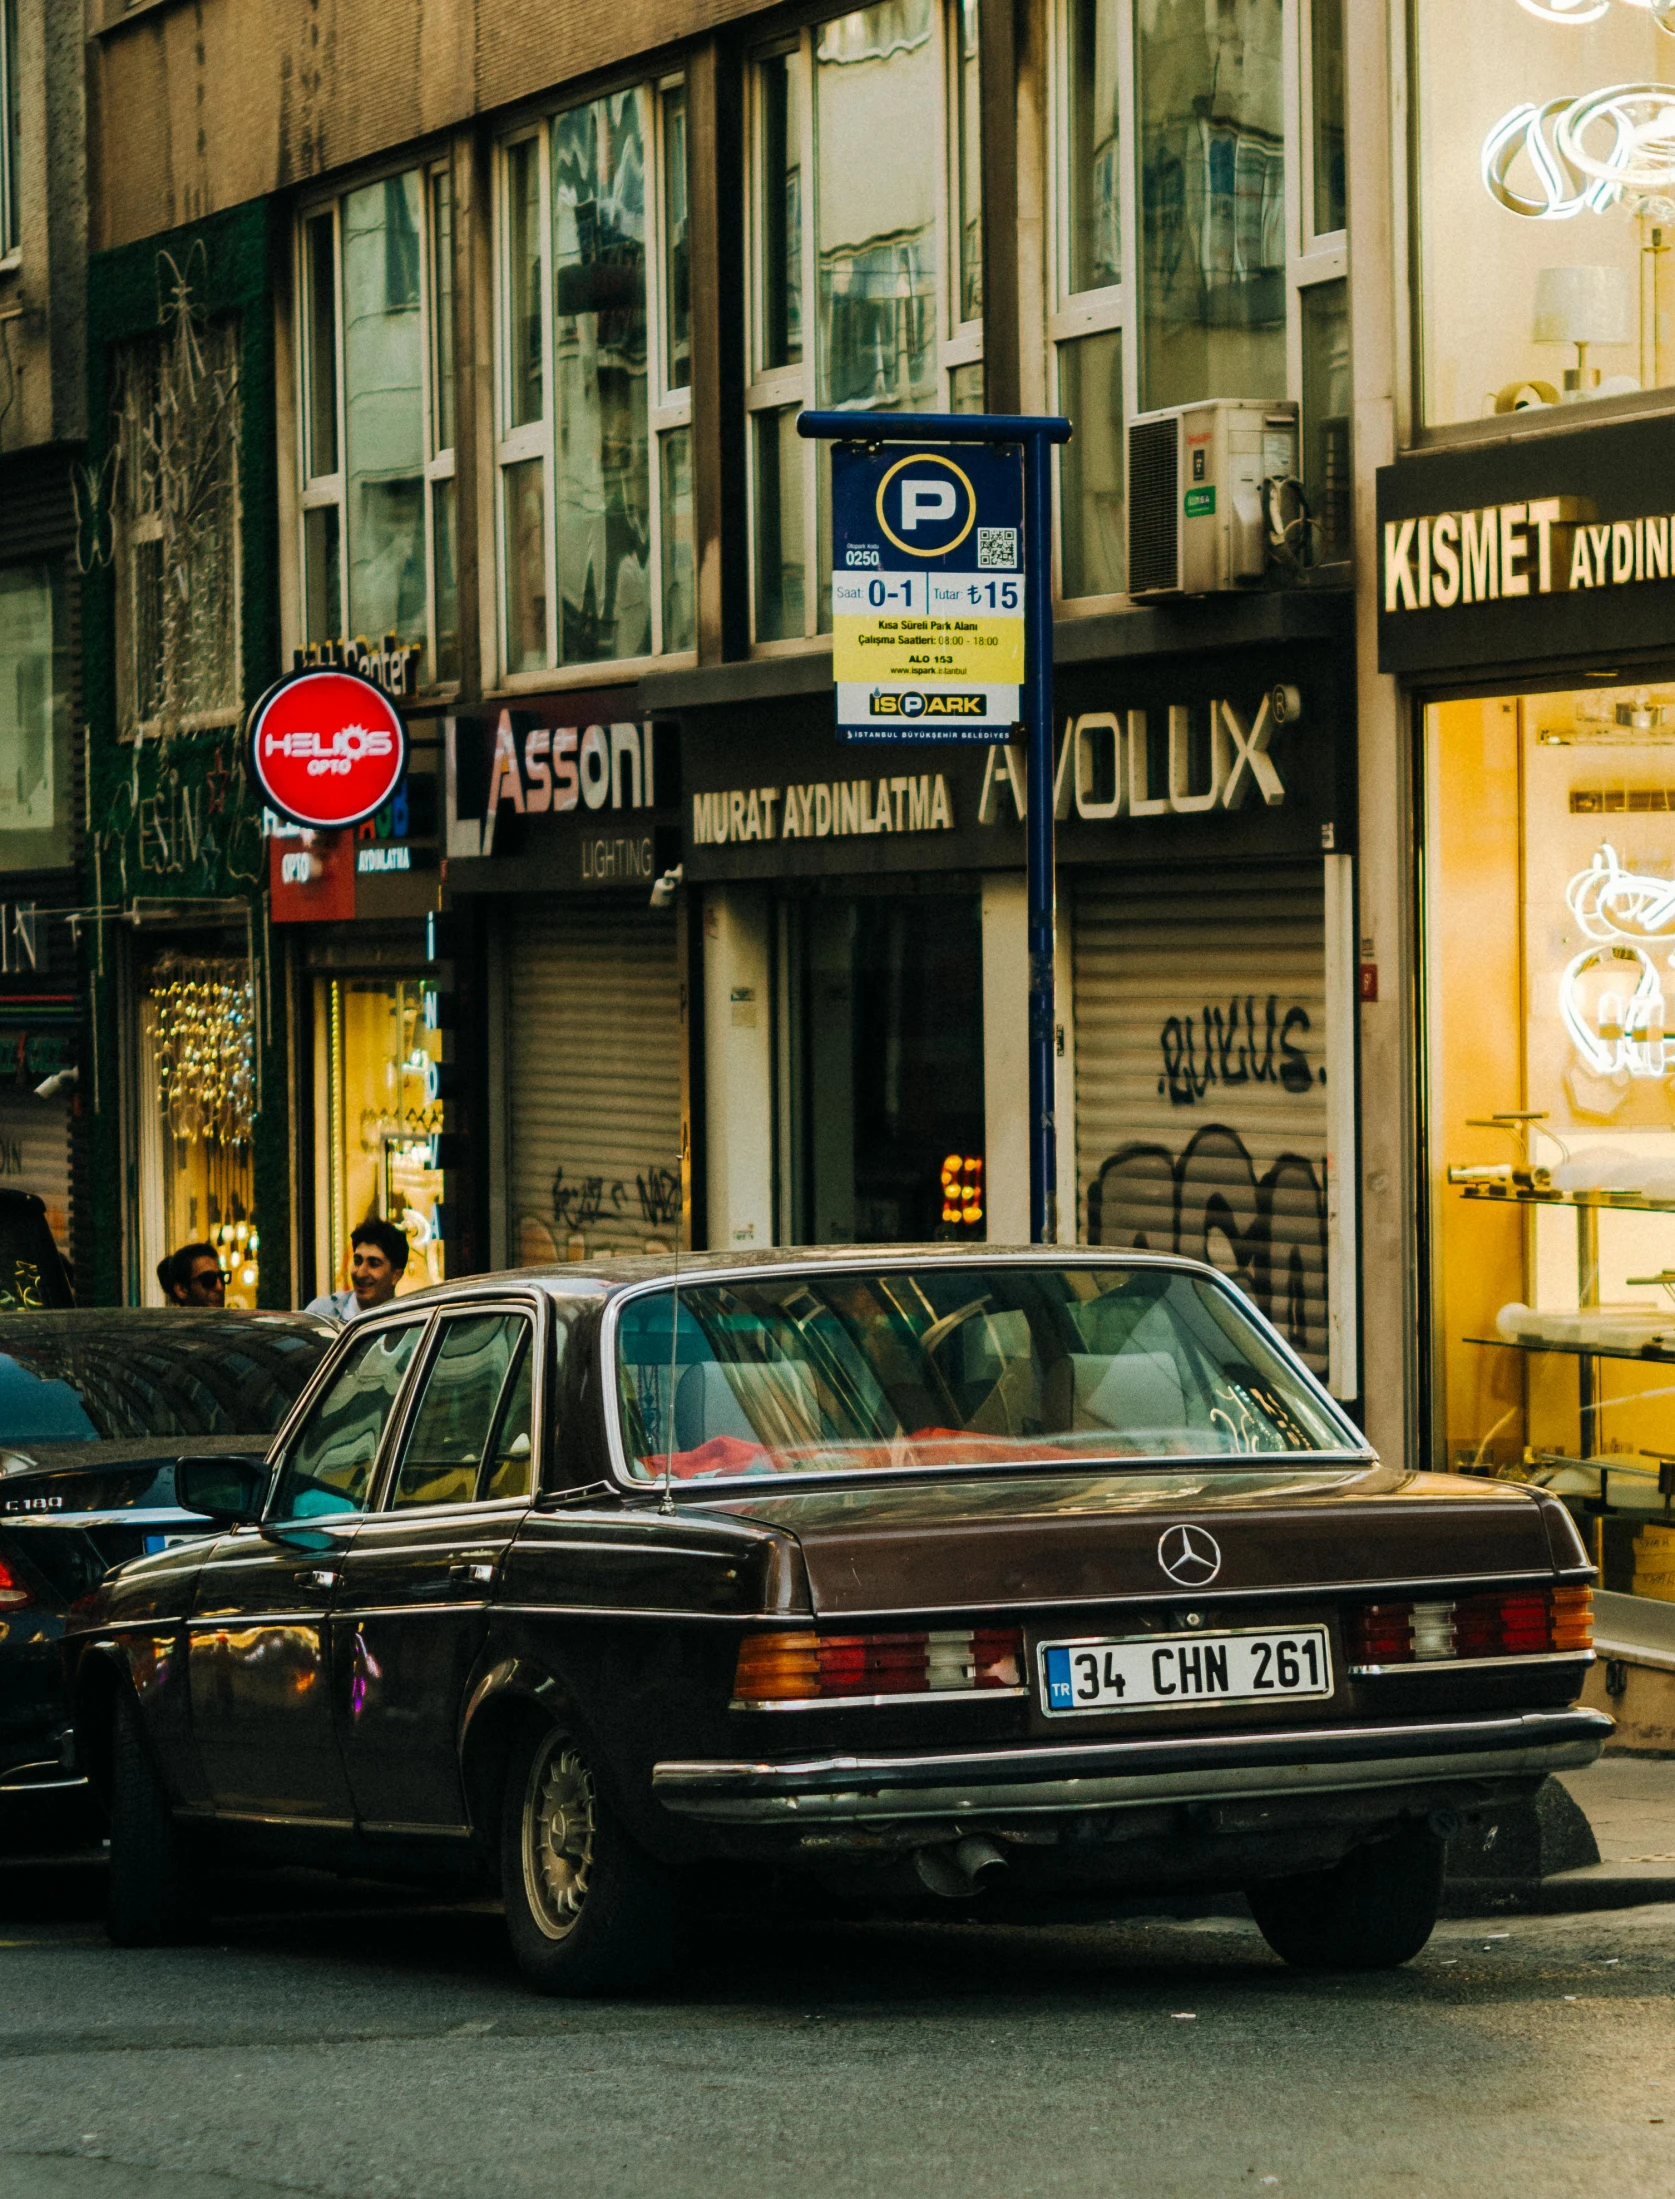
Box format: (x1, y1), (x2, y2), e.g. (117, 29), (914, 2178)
(304, 1568), (340, 1591)
(449, 1559), (496, 1587)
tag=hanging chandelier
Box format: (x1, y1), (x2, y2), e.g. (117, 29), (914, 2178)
(150, 956), (256, 1145)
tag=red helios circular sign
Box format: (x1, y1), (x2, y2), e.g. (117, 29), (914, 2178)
(246, 669), (408, 829)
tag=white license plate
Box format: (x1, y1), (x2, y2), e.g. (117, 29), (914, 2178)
(1039, 1626), (1333, 1715)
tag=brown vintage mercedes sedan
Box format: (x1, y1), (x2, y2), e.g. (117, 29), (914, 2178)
(64, 1250), (1609, 1991)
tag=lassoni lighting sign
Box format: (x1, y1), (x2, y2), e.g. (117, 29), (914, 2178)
(247, 668), (407, 829)
(1382, 496), (1675, 611)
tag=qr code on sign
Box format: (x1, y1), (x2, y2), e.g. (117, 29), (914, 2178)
(977, 527), (1018, 570)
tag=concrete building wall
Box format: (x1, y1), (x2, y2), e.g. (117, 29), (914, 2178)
(2, 0), (87, 454)
(1345, 0), (1413, 1468)
(85, 0), (775, 253)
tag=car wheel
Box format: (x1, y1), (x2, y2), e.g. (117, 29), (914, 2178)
(106, 1689), (196, 1948)
(499, 1723), (679, 1996)
(1246, 1823), (1444, 1972)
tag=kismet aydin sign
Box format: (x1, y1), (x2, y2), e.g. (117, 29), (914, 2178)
(831, 441), (1025, 741)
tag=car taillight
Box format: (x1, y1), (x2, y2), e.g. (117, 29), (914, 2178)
(733, 1626), (1024, 1705)
(1348, 1585), (1592, 1668)
(0, 1554), (33, 1611)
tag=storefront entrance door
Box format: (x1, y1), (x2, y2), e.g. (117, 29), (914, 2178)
(780, 892), (985, 1245)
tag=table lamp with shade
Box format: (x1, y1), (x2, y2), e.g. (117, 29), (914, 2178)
(1534, 265), (1636, 398)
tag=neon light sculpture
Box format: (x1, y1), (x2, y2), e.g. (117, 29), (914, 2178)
(1516, 0), (1675, 24)
(1561, 843), (1675, 1076)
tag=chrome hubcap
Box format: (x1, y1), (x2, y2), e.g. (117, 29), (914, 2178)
(523, 1737), (595, 1941)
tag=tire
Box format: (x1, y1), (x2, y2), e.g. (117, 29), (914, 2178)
(499, 1723), (680, 1996)
(106, 1689), (197, 1948)
(1247, 1823), (1445, 1972)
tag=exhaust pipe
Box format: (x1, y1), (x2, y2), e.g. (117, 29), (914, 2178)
(913, 1834), (1008, 1900)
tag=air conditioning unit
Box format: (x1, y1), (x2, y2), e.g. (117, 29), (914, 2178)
(1126, 400), (1300, 598)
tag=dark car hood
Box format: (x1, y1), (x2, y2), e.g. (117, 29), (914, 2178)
(696, 1460), (1567, 1617)
(0, 1440), (255, 1607)
(2, 1435), (268, 1475)
(0, 1438), (265, 1528)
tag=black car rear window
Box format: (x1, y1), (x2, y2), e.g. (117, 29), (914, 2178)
(0, 1317), (329, 1441)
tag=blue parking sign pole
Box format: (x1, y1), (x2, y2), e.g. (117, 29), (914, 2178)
(797, 409), (1072, 1243)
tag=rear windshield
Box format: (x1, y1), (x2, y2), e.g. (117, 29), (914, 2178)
(0, 1318), (328, 1443)
(614, 1264), (1353, 1482)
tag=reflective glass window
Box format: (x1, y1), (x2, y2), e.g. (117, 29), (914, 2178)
(390, 1313), (532, 1508)
(553, 91), (652, 665)
(1309, 0), (1346, 240)
(0, 0), (18, 259)
(1301, 279), (1350, 563)
(1067, 0), (1121, 295)
(429, 167), (457, 453)
(954, 0), (982, 322)
(814, 0), (940, 412)
(1136, 0), (1286, 414)
(0, 563), (69, 870)
(304, 212), (339, 479)
(505, 137), (545, 429)
(297, 169), (454, 681)
(757, 53), (804, 369)
(1058, 329), (1125, 597)
(483, 1343), (537, 1502)
(663, 84), (692, 391)
(343, 173), (427, 653)
(617, 1265), (1354, 1484)
(271, 1322), (423, 1520)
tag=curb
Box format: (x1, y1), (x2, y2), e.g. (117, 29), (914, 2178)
(1446, 1861), (1675, 1917)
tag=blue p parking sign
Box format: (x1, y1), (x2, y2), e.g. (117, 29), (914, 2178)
(830, 440), (1026, 742)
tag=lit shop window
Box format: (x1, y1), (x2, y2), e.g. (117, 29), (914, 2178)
(316, 976), (447, 1299)
(1417, 0), (1675, 424)
(297, 166), (459, 687)
(139, 957), (260, 1309)
(940, 1152), (984, 1229)
(1426, 680), (1675, 1609)
(495, 82), (693, 677)
(747, 1), (984, 645)
(1050, 0), (1348, 601)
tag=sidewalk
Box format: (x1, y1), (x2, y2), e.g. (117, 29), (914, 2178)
(1535, 1756), (1675, 1911)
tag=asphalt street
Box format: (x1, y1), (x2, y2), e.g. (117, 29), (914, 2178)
(0, 1853), (1671, 2199)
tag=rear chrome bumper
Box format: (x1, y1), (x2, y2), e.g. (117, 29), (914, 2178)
(652, 1707), (1612, 1823)
(0, 1761), (88, 1797)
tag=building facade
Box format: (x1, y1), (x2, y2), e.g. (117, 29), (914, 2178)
(76, 0), (1360, 1381)
(1371, 0), (1675, 1737)
(0, 0), (86, 1286)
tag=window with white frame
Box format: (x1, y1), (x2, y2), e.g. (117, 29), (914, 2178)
(0, 0), (17, 261)
(746, 0), (984, 646)
(297, 164), (459, 688)
(495, 81), (693, 679)
(1050, 0), (1350, 603)
(1296, 0), (1348, 564)
(1051, 0), (1129, 600)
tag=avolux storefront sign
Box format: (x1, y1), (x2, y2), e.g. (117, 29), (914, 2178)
(1377, 409), (1675, 681)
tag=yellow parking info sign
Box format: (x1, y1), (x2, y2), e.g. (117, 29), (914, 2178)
(830, 443), (1026, 741)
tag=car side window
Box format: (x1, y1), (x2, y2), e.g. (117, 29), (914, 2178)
(481, 1340), (535, 1502)
(389, 1312), (533, 1510)
(270, 1323), (424, 1522)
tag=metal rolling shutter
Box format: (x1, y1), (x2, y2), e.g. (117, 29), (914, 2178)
(1073, 865), (1330, 1377)
(507, 903), (683, 1263)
